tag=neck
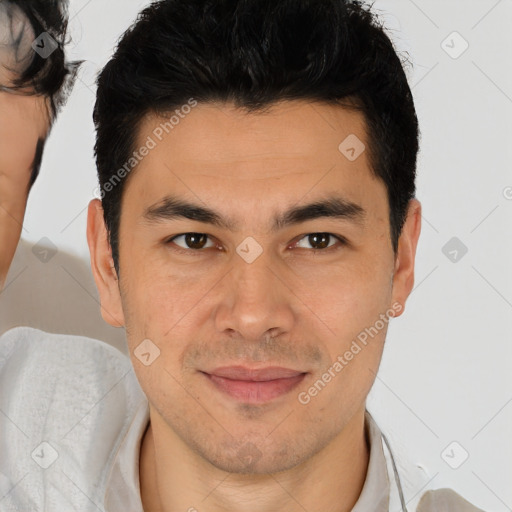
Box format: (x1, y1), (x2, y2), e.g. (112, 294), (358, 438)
(139, 407), (370, 512)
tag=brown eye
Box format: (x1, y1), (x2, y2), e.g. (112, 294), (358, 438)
(168, 233), (215, 251)
(293, 233), (345, 251)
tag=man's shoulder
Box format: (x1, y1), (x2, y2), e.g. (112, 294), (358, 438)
(0, 326), (147, 511)
(417, 488), (486, 512)
(0, 325), (142, 430)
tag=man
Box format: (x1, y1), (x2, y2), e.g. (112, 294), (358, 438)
(0, 0), (486, 511)
(0, 0), (78, 289)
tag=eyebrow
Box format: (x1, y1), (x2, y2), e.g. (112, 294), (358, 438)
(142, 194), (366, 233)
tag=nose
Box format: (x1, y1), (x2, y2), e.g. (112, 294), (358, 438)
(212, 247), (296, 343)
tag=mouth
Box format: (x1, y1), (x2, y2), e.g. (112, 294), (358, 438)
(200, 366), (308, 404)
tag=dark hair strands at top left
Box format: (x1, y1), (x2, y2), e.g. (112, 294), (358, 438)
(0, 0), (81, 116)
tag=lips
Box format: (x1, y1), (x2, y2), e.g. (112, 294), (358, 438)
(207, 366), (304, 381)
(202, 366), (307, 404)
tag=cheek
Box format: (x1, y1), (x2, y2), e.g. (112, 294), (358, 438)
(309, 281), (391, 408)
(119, 250), (207, 346)
(0, 110), (49, 193)
(0, 137), (36, 191)
(303, 257), (393, 331)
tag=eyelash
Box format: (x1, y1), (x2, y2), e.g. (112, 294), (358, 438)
(164, 232), (348, 256)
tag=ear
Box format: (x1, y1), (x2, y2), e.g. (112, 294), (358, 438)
(390, 198), (422, 316)
(86, 199), (125, 327)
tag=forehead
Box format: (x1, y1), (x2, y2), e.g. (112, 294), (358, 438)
(123, 100), (386, 221)
(138, 100), (367, 167)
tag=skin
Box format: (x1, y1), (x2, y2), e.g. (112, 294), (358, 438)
(0, 91), (49, 289)
(0, 3), (51, 289)
(87, 100), (421, 512)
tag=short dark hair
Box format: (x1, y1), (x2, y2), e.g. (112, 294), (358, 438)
(94, 0), (420, 274)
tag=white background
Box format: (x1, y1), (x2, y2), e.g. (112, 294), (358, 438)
(1, 0), (511, 510)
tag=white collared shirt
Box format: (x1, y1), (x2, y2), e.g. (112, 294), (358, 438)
(0, 327), (484, 511)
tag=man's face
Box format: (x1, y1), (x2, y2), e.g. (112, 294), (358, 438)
(0, 3), (50, 288)
(89, 100), (420, 474)
(0, 92), (49, 287)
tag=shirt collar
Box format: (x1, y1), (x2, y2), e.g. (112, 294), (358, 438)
(351, 410), (391, 512)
